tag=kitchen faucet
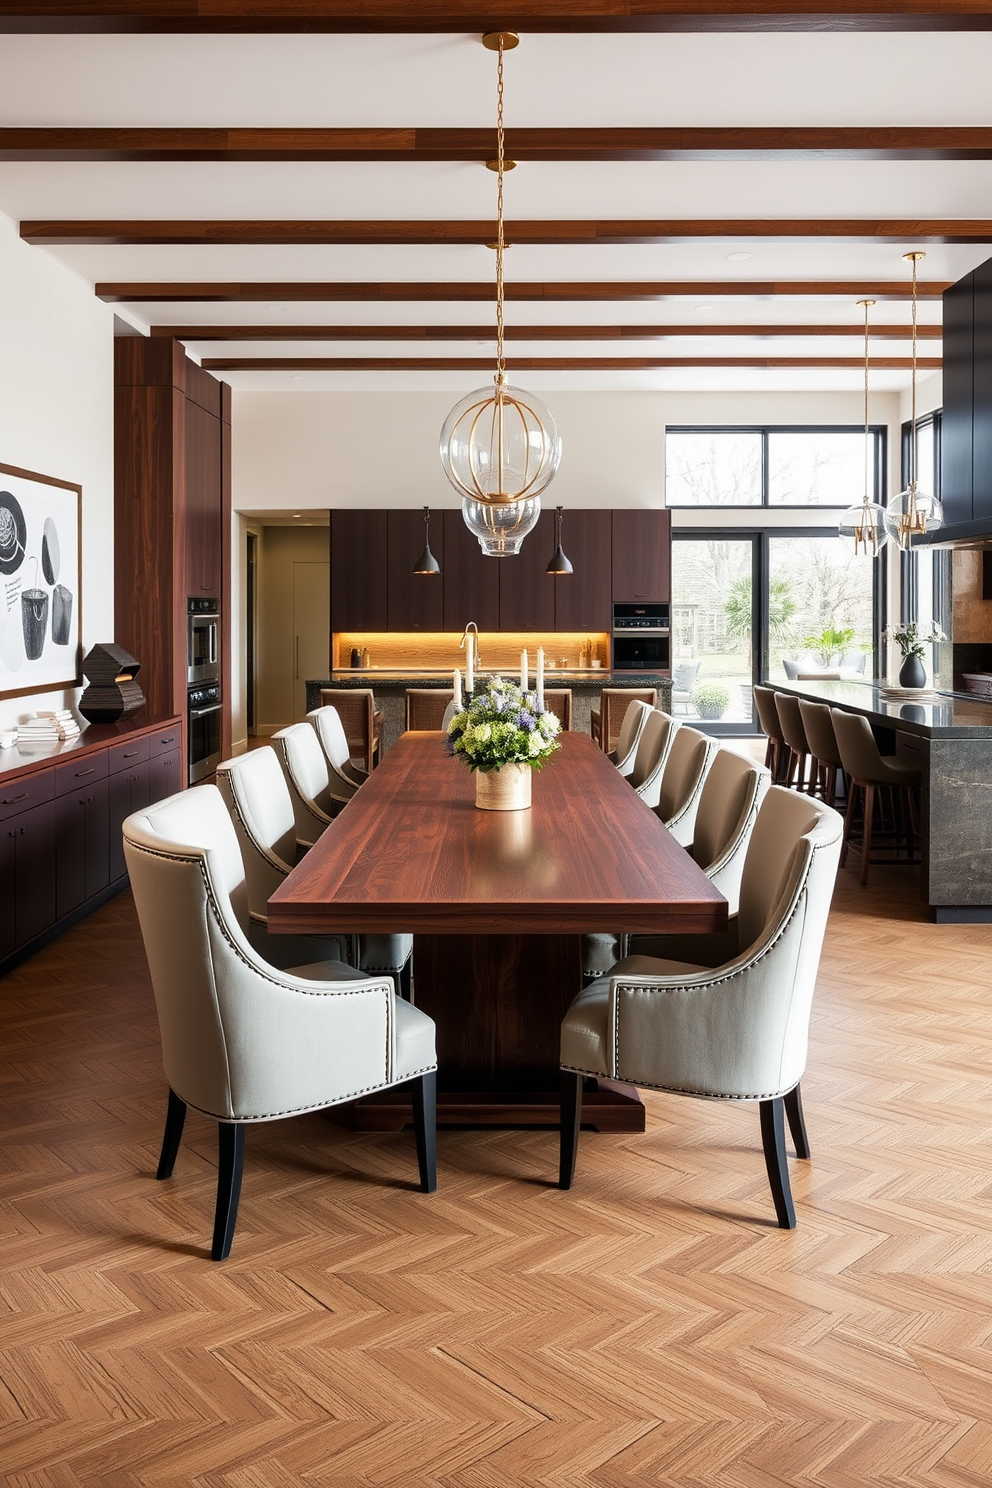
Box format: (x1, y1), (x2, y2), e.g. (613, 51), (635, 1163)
(459, 620), (482, 671)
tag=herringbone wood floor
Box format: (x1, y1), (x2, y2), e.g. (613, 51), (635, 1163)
(2, 861), (992, 1487)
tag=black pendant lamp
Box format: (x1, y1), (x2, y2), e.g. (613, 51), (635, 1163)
(546, 505), (573, 575)
(413, 506), (440, 575)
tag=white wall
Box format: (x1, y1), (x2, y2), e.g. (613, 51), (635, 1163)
(0, 209), (115, 733)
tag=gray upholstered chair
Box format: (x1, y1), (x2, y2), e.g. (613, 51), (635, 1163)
(560, 786), (844, 1228)
(123, 785), (437, 1261)
(271, 722), (350, 850)
(307, 705), (368, 799)
(627, 708), (679, 810)
(830, 707), (921, 886)
(607, 697), (652, 777)
(319, 687), (383, 772)
(655, 725), (718, 848)
(591, 688), (658, 753)
(216, 747), (413, 997)
(671, 661), (700, 715)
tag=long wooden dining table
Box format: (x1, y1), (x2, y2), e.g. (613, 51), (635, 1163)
(267, 730), (728, 1130)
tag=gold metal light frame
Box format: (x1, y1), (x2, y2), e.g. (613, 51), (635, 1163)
(884, 250), (943, 549)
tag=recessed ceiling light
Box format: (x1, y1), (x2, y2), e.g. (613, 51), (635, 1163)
(725, 251), (754, 263)
(290, 374), (306, 381)
(694, 303), (714, 312)
(292, 513), (302, 518)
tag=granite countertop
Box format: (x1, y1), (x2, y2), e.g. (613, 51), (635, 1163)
(313, 670), (671, 689)
(772, 677), (992, 739)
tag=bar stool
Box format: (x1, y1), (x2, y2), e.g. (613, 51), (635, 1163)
(754, 685), (788, 783)
(591, 688), (657, 753)
(775, 692), (814, 793)
(830, 708), (921, 886)
(540, 689), (573, 730)
(405, 689), (454, 731)
(319, 688), (384, 772)
(798, 699), (845, 808)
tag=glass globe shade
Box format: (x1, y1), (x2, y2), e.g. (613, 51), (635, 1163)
(883, 485), (944, 550)
(461, 496), (541, 556)
(838, 500), (889, 558)
(439, 382), (562, 509)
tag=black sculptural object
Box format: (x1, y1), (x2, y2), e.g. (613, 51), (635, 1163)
(78, 643), (145, 723)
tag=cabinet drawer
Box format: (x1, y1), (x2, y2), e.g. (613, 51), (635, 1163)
(109, 736), (150, 775)
(55, 751), (109, 797)
(149, 724), (181, 756)
(0, 769), (54, 821)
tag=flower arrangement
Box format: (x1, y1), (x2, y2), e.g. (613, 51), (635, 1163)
(884, 621), (946, 660)
(447, 676), (561, 773)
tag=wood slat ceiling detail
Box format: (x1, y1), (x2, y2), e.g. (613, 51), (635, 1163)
(155, 322), (943, 341)
(96, 280), (953, 302)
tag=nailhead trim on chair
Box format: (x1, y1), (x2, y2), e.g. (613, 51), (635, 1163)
(181, 1062), (440, 1124)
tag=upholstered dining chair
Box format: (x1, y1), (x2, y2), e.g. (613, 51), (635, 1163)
(307, 705), (368, 799)
(754, 685), (788, 783)
(561, 786), (844, 1229)
(216, 747), (413, 997)
(607, 697), (652, 777)
(798, 699), (845, 809)
(627, 707), (679, 810)
(591, 688), (658, 754)
(319, 687), (384, 772)
(540, 688), (573, 731)
(830, 707), (921, 886)
(271, 723), (350, 850)
(405, 689), (454, 732)
(655, 725), (719, 847)
(123, 785), (437, 1261)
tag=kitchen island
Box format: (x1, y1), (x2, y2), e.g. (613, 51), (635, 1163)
(306, 671), (672, 753)
(774, 678), (992, 922)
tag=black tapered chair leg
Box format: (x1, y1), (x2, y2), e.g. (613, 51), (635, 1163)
(784, 1083), (810, 1160)
(759, 1097), (797, 1230)
(559, 1071), (583, 1189)
(411, 1070), (437, 1193)
(212, 1122), (246, 1261)
(156, 1088), (187, 1180)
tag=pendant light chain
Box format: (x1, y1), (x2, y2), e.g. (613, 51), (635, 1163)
(495, 35), (506, 384)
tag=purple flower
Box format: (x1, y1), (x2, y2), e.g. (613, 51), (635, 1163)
(517, 709), (536, 731)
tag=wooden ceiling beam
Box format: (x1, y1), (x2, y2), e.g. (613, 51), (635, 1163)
(152, 321), (943, 340)
(3, 3), (992, 34)
(7, 125), (992, 161)
(25, 218), (992, 245)
(96, 279), (952, 302)
(198, 355), (942, 371)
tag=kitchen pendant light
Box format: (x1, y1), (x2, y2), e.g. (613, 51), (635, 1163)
(838, 299), (888, 558)
(546, 506), (573, 574)
(412, 505), (440, 575)
(439, 32), (562, 557)
(884, 251), (943, 550)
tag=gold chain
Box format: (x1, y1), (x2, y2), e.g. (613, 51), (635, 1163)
(495, 36), (505, 383)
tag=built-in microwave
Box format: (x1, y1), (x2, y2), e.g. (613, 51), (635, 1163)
(187, 597), (220, 684)
(612, 603), (670, 672)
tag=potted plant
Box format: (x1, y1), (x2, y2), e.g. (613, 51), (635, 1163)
(802, 625), (858, 667)
(884, 621), (946, 689)
(691, 681), (730, 721)
(446, 676), (562, 810)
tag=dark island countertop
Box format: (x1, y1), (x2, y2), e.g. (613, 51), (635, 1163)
(772, 677), (992, 740)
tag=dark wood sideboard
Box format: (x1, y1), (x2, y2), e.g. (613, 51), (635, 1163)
(0, 715), (181, 977)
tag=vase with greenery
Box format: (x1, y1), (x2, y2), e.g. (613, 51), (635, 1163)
(691, 681), (730, 721)
(447, 676), (562, 810)
(884, 621), (945, 689)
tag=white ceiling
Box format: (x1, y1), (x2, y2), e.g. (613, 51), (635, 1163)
(3, 27), (991, 393)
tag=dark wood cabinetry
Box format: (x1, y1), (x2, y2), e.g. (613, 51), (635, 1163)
(330, 509), (388, 632)
(973, 258), (992, 526)
(386, 509), (444, 631)
(498, 509), (556, 632)
(553, 509), (612, 631)
(1, 786), (57, 958)
(185, 391), (224, 598)
(441, 510), (501, 631)
(612, 510), (671, 601)
(939, 254), (992, 541)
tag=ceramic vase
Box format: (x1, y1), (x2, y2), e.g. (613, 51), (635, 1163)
(898, 653), (927, 689)
(475, 762), (532, 811)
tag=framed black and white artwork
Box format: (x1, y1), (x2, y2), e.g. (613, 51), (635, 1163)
(0, 461), (83, 702)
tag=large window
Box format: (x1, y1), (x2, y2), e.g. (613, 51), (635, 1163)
(666, 426), (884, 508)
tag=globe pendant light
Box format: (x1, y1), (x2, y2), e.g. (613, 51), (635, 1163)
(412, 505), (440, 575)
(838, 299), (888, 557)
(884, 251), (943, 550)
(439, 32), (562, 557)
(546, 505), (573, 574)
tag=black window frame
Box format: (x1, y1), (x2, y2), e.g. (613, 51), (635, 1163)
(899, 409), (943, 624)
(665, 424), (887, 510)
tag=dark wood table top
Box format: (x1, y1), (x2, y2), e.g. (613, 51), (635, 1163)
(268, 730), (727, 938)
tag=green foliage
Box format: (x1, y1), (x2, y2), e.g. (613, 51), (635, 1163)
(724, 575), (798, 641)
(802, 625), (858, 665)
(447, 676), (562, 774)
(692, 681), (731, 719)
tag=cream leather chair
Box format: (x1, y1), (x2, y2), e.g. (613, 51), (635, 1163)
(627, 708), (679, 810)
(307, 705), (368, 799)
(123, 785), (437, 1261)
(655, 725), (719, 848)
(607, 697), (652, 778)
(271, 722), (350, 850)
(216, 747), (414, 998)
(560, 787), (843, 1228)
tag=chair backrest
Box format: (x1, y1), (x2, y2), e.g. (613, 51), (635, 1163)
(657, 726), (718, 845)
(611, 697), (652, 776)
(598, 687), (658, 753)
(671, 661), (700, 694)
(829, 707), (886, 780)
(319, 688), (377, 770)
(541, 689), (572, 731)
(753, 685), (785, 744)
(405, 689), (454, 731)
(123, 786), (391, 1122)
(798, 699), (842, 768)
(775, 691), (810, 756)
(216, 747), (296, 914)
(271, 723), (336, 846)
(840, 650), (867, 674)
(308, 705), (360, 786)
(692, 748), (771, 912)
(628, 708), (678, 807)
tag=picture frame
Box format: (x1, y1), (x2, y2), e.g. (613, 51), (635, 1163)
(0, 461), (83, 702)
